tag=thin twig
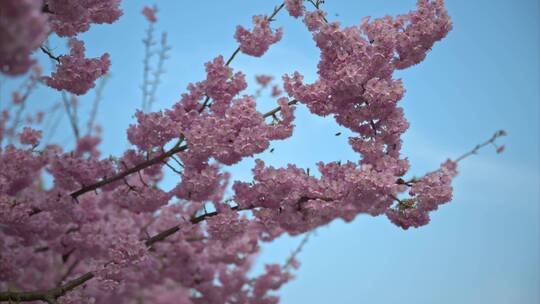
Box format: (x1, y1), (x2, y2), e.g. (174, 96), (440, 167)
(454, 130), (507, 163)
(40, 46), (60, 62)
(283, 231), (312, 270)
(147, 32), (171, 112)
(86, 73), (109, 135)
(199, 2), (286, 113)
(7, 73), (40, 144)
(61, 92), (80, 141)
(141, 20), (156, 112)
(162, 160), (183, 175)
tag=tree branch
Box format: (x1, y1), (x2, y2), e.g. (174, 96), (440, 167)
(5, 125), (502, 301)
(70, 99), (297, 199)
(86, 73), (109, 135)
(40, 46), (60, 62)
(69, 2), (291, 199)
(0, 272), (94, 303)
(70, 141), (187, 199)
(144, 205), (243, 247)
(263, 99), (298, 117)
(61, 92), (80, 141)
(454, 130), (506, 163)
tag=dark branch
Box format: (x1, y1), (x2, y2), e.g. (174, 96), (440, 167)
(0, 272), (94, 303)
(145, 205), (242, 247)
(70, 99), (299, 200)
(70, 142), (187, 199)
(263, 99), (298, 117)
(40, 46), (60, 62)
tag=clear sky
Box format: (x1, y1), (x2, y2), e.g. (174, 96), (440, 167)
(1, 0), (538, 303)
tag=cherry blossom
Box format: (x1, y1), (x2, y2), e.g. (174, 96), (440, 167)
(235, 15), (283, 57)
(46, 0), (123, 37)
(142, 6), (157, 23)
(44, 38), (110, 95)
(0, 0), (49, 75)
(0, 1), (506, 303)
(285, 0), (305, 18)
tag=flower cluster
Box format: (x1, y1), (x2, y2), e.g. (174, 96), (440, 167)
(256, 74), (274, 87)
(386, 160), (458, 229)
(285, 0), (451, 171)
(180, 95), (295, 166)
(203, 56), (247, 115)
(46, 0), (123, 37)
(127, 110), (179, 151)
(393, 0), (453, 69)
(0, 0), (120, 96)
(18, 127), (42, 146)
(44, 38), (111, 95)
(303, 10), (327, 31)
(235, 15), (283, 57)
(142, 6), (157, 23)
(0, 0), (49, 75)
(285, 0), (305, 18)
(0, 1), (465, 303)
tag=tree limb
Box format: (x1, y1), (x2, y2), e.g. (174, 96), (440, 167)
(0, 272), (94, 303)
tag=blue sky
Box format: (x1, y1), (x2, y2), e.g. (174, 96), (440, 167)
(1, 0), (538, 303)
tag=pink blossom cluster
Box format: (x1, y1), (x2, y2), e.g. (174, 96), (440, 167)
(393, 0), (453, 69)
(271, 85), (283, 97)
(235, 15), (283, 57)
(46, 0), (123, 37)
(0, 0), (120, 95)
(127, 110), (179, 151)
(285, 0), (305, 18)
(173, 163), (227, 202)
(177, 95), (294, 166)
(142, 6), (157, 23)
(202, 56), (248, 115)
(161, 55), (294, 169)
(386, 160), (458, 229)
(256, 74), (274, 87)
(303, 10), (327, 31)
(0, 0), (49, 75)
(44, 38), (111, 95)
(0, 1), (465, 303)
(18, 127), (42, 146)
(281, 0), (453, 227)
(233, 158), (406, 237)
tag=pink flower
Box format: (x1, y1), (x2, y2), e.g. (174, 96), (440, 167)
(172, 164), (226, 202)
(303, 10), (327, 31)
(0, 1), (460, 302)
(142, 6), (157, 23)
(235, 15), (283, 57)
(11, 92), (23, 104)
(44, 38), (110, 95)
(0, 145), (46, 195)
(0, 0), (49, 75)
(202, 56), (247, 115)
(127, 110), (179, 151)
(393, 0), (452, 69)
(47, 0), (123, 37)
(19, 127), (42, 146)
(256, 74), (273, 87)
(285, 0), (305, 18)
(271, 85), (282, 97)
